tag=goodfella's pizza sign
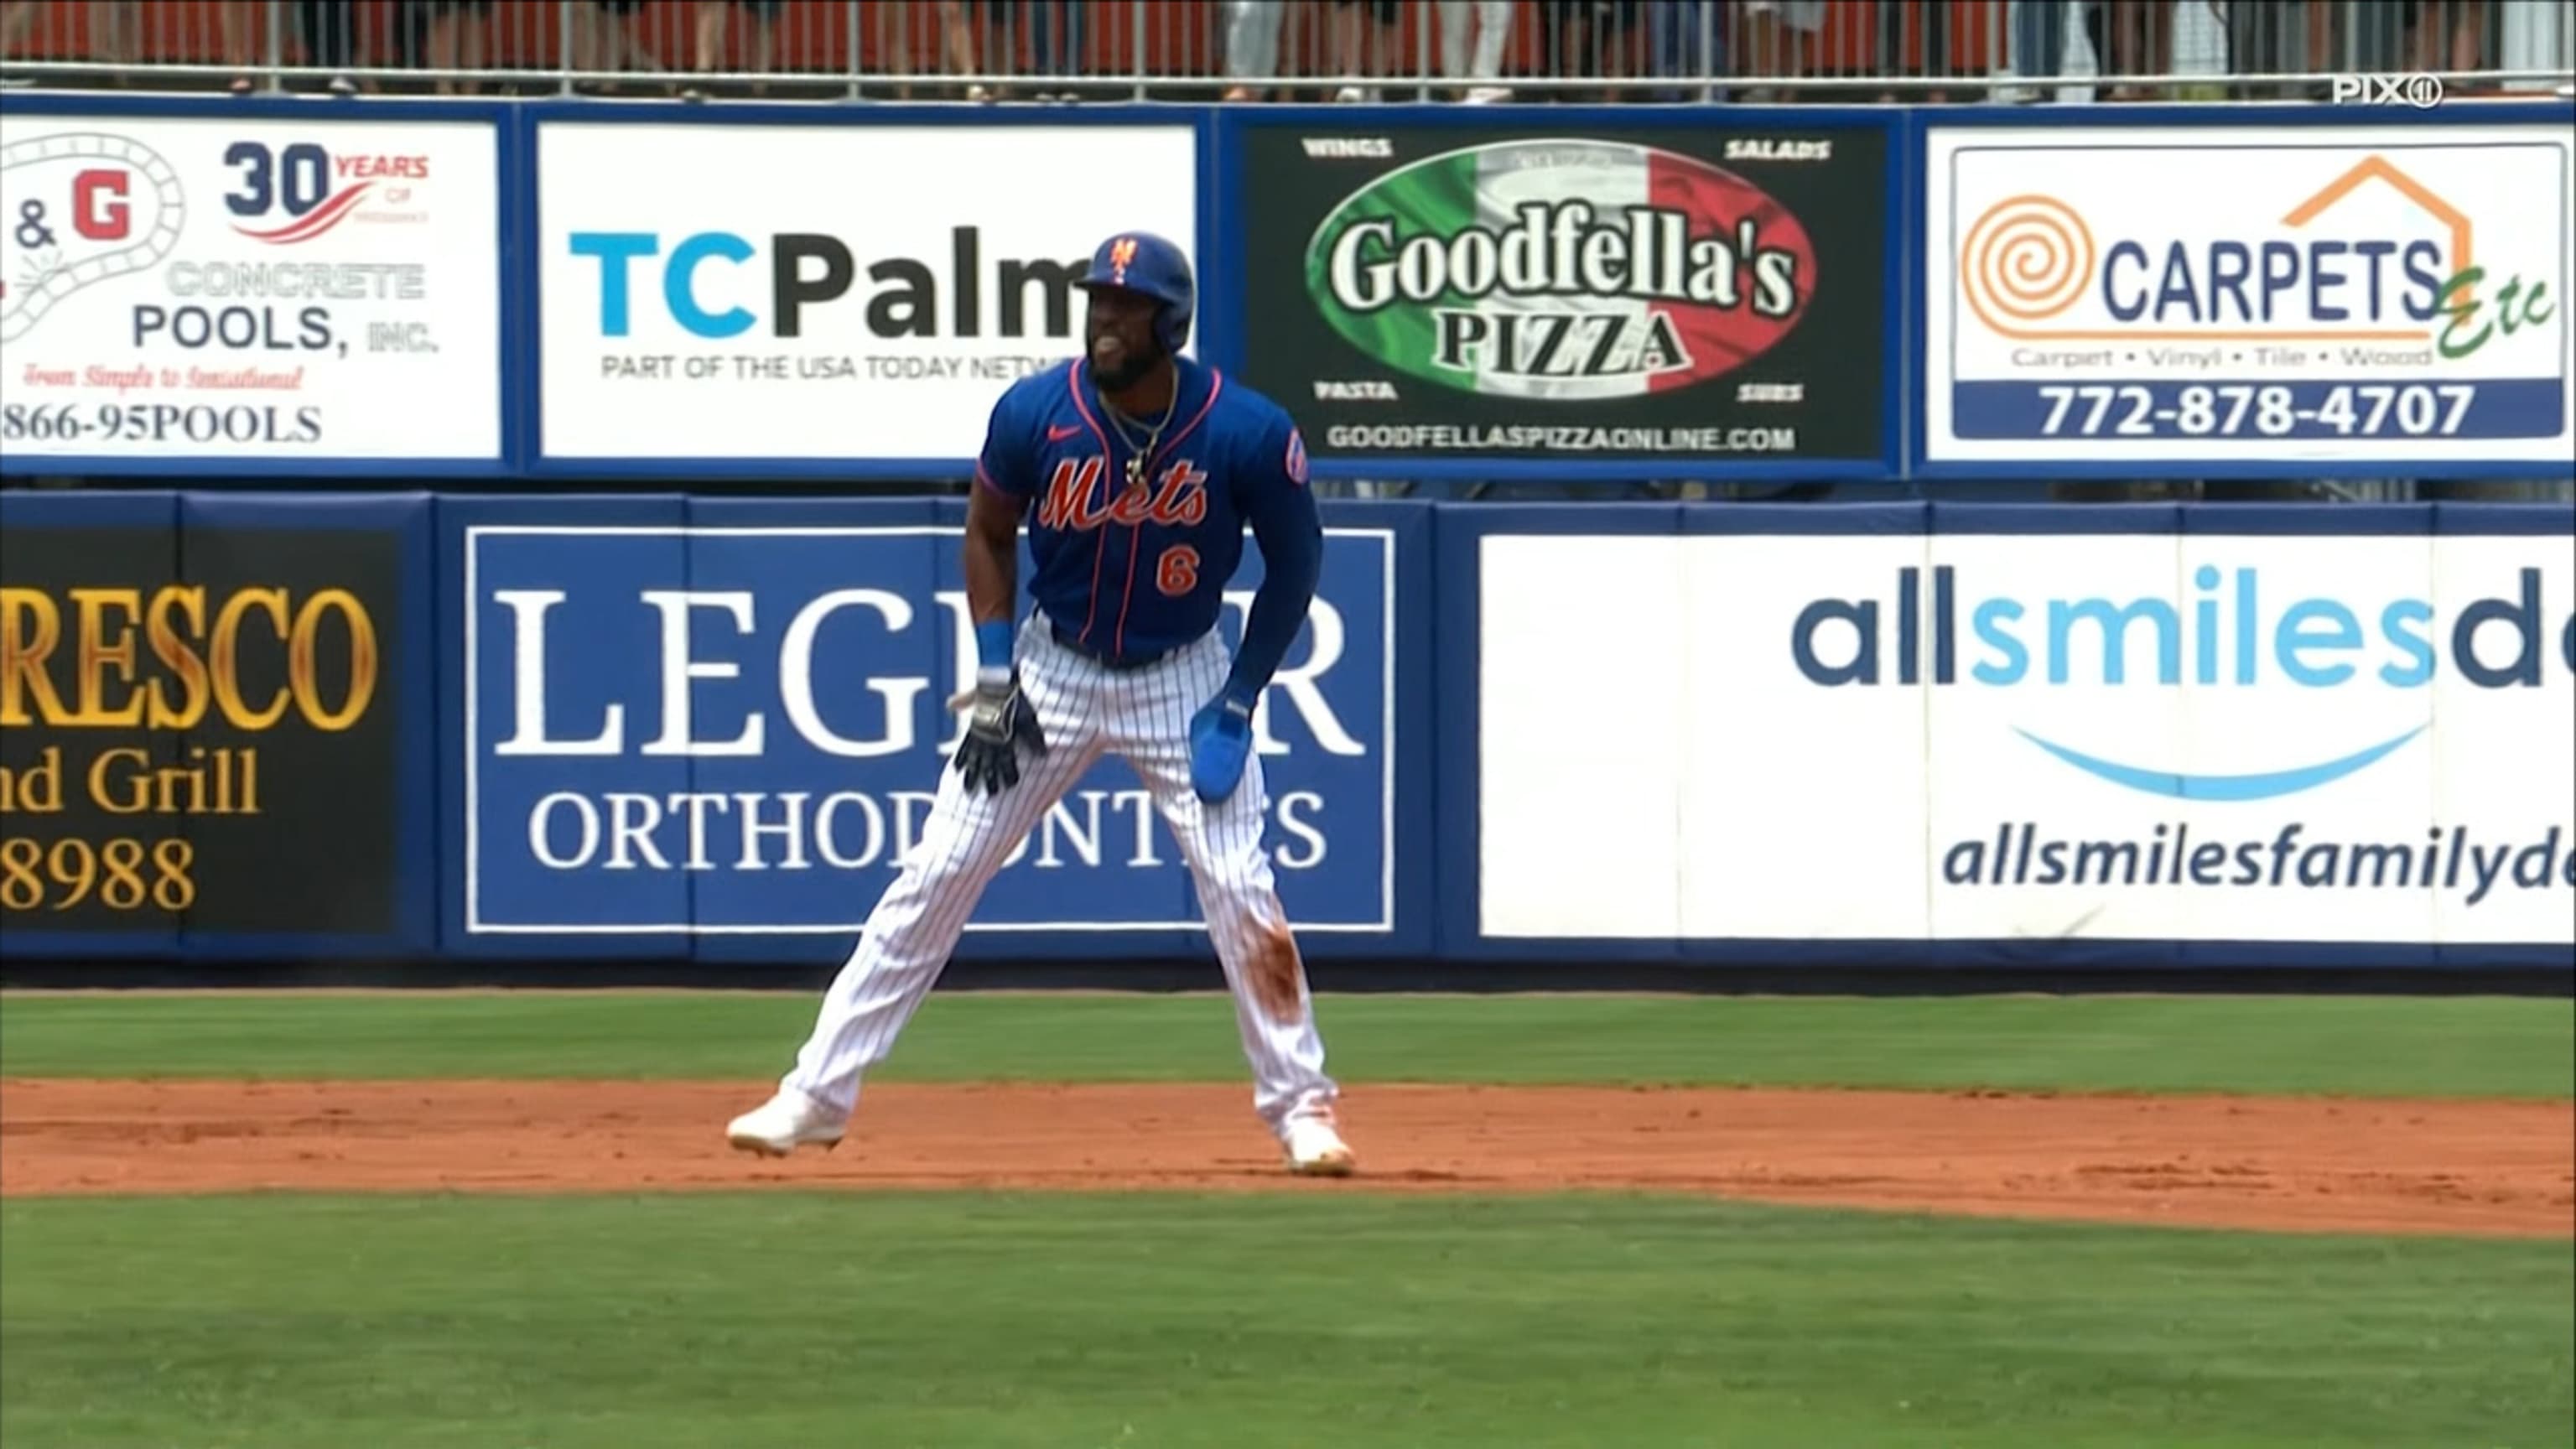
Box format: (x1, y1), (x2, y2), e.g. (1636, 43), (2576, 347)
(1237, 123), (1893, 473)
(1311, 138), (1813, 401)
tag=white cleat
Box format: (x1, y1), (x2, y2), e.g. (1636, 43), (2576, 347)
(724, 1088), (845, 1158)
(1282, 1115), (1358, 1177)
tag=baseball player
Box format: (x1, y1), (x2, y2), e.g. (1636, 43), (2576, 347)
(725, 231), (1356, 1176)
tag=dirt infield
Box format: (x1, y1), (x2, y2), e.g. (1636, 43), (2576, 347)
(3, 1079), (2569, 1237)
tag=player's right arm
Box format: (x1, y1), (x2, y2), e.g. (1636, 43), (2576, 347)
(965, 384), (1038, 685)
(951, 384), (1049, 795)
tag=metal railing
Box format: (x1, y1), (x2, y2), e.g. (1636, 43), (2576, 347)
(0, 1), (2568, 102)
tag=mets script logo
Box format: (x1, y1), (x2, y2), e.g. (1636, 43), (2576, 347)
(1038, 457), (1210, 532)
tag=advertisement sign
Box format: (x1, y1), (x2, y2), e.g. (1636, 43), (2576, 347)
(534, 122), (1199, 468)
(1921, 123), (2576, 472)
(0, 112), (503, 465)
(1478, 520), (2575, 950)
(0, 501), (413, 942)
(462, 521), (1396, 936)
(1235, 119), (1892, 474)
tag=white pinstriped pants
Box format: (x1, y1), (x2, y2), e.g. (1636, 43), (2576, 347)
(781, 613), (1339, 1138)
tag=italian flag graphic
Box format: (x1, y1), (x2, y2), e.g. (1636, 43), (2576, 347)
(1306, 138), (1814, 402)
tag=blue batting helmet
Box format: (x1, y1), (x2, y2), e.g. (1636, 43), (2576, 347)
(1073, 231), (1194, 355)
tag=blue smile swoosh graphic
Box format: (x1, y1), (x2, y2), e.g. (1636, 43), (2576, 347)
(2014, 724), (2430, 802)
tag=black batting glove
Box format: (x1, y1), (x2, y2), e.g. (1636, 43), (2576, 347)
(949, 671), (1047, 796)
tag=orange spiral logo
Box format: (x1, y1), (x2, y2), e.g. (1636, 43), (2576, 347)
(1961, 195), (2096, 330)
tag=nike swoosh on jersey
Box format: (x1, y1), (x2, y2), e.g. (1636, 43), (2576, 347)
(1047, 423), (1083, 441)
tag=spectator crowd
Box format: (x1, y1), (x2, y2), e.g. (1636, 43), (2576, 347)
(2, 1), (2568, 105)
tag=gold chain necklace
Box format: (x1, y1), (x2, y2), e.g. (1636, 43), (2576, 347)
(1102, 388), (1177, 500)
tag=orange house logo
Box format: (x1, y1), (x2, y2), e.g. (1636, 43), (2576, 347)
(1955, 155), (2552, 354)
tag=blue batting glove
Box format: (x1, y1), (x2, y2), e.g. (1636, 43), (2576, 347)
(1188, 693), (1255, 802)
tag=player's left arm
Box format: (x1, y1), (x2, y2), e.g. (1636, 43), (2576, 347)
(1189, 413), (1321, 802)
(1224, 418), (1323, 708)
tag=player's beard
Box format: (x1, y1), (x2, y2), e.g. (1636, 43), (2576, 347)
(1090, 335), (1164, 394)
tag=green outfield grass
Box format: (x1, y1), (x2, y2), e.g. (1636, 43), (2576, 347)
(5, 1192), (2569, 1449)
(3, 989), (2570, 1098)
(7, 990), (2569, 1447)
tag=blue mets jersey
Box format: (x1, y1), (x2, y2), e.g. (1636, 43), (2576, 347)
(974, 356), (1316, 665)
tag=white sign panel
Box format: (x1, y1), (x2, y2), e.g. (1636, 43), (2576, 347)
(1480, 529), (2576, 948)
(1921, 124), (2575, 468)
(0, 114), (501, 461)
(535, 123), (1199, 465)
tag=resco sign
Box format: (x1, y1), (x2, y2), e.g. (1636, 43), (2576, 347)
(1479, 523), (2576, 949)
(535, 122), (1198, 465)
(1921, 123), (2575, 470)
(462, 523), (1395, 935)
(0, 113), (502, 463)
(0, 514), (409, 938)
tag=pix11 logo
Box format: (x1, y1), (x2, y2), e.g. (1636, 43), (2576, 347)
(2329, 73), (2446, 109)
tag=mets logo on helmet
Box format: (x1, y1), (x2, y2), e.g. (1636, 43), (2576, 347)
(1110, 236), (1138, 283)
